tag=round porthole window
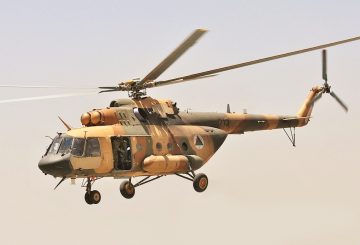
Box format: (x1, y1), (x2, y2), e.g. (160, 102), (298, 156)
(156, 143), (162, 150)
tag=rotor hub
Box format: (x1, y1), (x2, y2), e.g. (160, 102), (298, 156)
(324, 84), (331, 93)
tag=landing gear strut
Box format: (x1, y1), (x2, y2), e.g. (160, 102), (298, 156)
(83, 177), (101, 205)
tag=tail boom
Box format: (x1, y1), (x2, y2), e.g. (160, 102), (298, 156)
(296, 86), (323, 126)
(178, 86), (323, 134)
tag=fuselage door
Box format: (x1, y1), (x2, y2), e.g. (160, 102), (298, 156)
(111, 136), (132, 171)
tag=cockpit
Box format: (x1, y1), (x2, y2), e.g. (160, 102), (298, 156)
(39, 133), (102, 177)
(45, 134), (101, 157)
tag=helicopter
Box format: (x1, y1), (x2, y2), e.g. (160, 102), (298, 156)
(2, 29), (359, 205)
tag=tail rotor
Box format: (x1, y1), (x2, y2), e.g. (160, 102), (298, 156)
(314, 49), (348, 112)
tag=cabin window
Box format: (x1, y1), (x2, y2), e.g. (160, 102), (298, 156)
(156, 142), (162, 150)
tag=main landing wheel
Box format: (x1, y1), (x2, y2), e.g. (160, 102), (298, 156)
(84, 190), (101, 205)
(193, 173), (208, 192)
(120, 180), (135, 199)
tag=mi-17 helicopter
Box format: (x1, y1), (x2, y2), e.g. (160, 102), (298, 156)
(2, 29), (359, 205)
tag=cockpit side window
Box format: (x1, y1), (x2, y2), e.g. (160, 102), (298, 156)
(48, 136), (62, 154)
(85, 138), (101, 157)
(71, 138), (85, 157)
(70, 137), (100, 157)
(58, 137), (73, 155)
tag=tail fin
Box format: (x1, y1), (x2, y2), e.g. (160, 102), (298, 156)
(297, 86), (322, 126)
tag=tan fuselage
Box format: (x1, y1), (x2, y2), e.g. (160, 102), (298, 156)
(40, 87), (321, 178)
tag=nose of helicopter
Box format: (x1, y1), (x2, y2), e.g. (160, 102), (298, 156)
(38, 154), (73, 177)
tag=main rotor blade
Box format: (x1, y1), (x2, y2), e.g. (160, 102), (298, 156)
(98, 86), (118, 89)
(330, 91), (348, 112)
(159, 36), (360, 84)
(139, 29), (208, 86)
(322, 50), (328, 82)
(0, 85), (98, 89)
(98, 89), (119, 93)
(152, 74), (217, 88)
(0, 92), (97, 104)
(98, 86), (119, 93)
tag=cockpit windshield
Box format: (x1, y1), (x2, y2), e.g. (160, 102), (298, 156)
(48, 136), (62, 154)
(45, 135), (101, 157)
(58, 137), (73, 155)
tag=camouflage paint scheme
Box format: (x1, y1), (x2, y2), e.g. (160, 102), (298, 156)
(33, 29), (358, 203)
(40, 86), (321, 179)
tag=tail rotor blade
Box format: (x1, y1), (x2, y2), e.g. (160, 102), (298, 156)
(322, 50), (328, 82)
(330, 91), (348, 112)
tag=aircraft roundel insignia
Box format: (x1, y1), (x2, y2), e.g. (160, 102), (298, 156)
(194, 135), (205, 149)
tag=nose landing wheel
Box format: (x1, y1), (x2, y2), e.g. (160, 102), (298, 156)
(84, 190), (101, 205)
(84, 177), (102, 205)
